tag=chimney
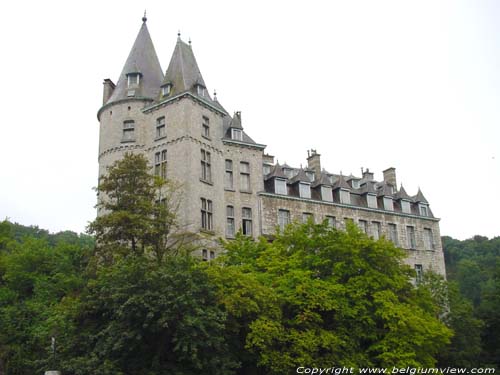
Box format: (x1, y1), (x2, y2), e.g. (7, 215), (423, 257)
(383, 167), (397, 187)
(263, 154), (275, 164)
(362, 168), (374, 181)
(103, 79), (116, 104)
(307, 149), (321, 173)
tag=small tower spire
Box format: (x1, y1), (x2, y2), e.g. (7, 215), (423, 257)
(142, 10), (147, 23)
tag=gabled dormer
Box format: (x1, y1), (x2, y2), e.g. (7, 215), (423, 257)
(414, 188), (431, 217)
(288, 169), (312, 199)
(359, 181), (378, 208)
(264, 163), (288, 195)
(377, 182), (394, 211)
(311, 173), (333, 202)
(332, 174), (351, 204)
(394, 185), (413, 214)
(228, 111), (243, 141)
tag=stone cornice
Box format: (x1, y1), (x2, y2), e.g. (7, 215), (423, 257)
(142, 92), (227, 116)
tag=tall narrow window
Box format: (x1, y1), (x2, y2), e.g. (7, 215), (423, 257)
(358, 220), (368, 234)
(202, 249), (208, 261)
(242, 207), (253, 236)
(415, 264), (423, 284)
(371, 221), (381, 240)
(406, 226), (416, 249)
(201, 198), (213, 231)
(278, 209), (290, 231)
(240, 162), (250, 192)
(388, 223), (398, 245)
(156, 117), (166, 139)
(201, 149), (211, 182)
(225, 160), (233, 189)
(161, 84), (171, 97)
(202, 116), (210, 138)
(122, 120), (135, 142)
(424, 228), (435, 250)
(226, 205), (235, 238)
(154, 150), (167, 179)
(326, 216), (336, 228)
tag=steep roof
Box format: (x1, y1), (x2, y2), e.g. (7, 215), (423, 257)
(162, 36), (208, 97)
(359, 181), (377, 195)
(394, 185), (412, 201)
(106, 17), (164, 104)
(289, 169), (311, 184)
(413, 188), (429, 203)
(332, 174), (351, 190)
(311, 173), (333, 188)
(376, 182), (394, 197)
(265, 163), (288, 180)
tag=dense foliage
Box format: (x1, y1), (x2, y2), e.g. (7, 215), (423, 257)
(0, 154), (497, 373)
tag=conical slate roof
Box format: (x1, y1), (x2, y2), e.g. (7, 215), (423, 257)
(229, 112), (243, 129)
(394, 185), (412, 201)
(413, 188), (429, 203)
(162, 36), (208, 97)
(289, 169), (311, 184)
(106, 18), (164, 104)
(332, 174), (351, 190)
(265, 163), (288, 180)
(312, 173), (333, 188)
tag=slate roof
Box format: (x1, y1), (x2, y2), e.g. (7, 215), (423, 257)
(265, 163), (288, 180)
(311, 173), (333, 188)
(106, 19), (164, 104)
(394, 185), (412, 201)
(289, 169), (311, 184)
(162, 36), (209, 98)
(359, 181), (377, 195)
(376, 182), (394, 197)
(332, 174), (351, 190)
(413, 188), (429, 204)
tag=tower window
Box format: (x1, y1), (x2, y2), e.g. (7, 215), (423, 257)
(225, 160), (233, 190)
(201, 198), (213, 231)
(202, 116), (210, 138)
(122, 120), (135, 142)
(242, 207), (253, 236)
(156, 117), (166, 139)
(197, 85), (205, 96)
(231, 129), (243, 141)
(201, 149), (212, 183)
(127, 73), (140, 87)
(161, 84), (171, 97)
(154, 150), (167, 179)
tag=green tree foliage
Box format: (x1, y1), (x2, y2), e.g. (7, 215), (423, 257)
(88, 152), (190, 264)
(210, 222), (451, 374)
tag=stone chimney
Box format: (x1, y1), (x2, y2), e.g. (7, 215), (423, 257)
(103, 79), (116, 104)
(307, 149), (321, 173)
(362, 168), (374, 181)
(263, 154), (275, 164)
(383, 167), (397, 187)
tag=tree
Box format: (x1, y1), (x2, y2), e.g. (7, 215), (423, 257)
(88, 152), (191, 264)
(210, 221), (452, 374)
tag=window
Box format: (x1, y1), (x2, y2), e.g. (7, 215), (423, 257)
(371, 221), (381, 240)
(326, 216), (336, 228)
(424, 228), (435, 250)
(358, 220), (368, 234)
(302, 212), (313, 223)
(351, 180), (360, 189)
(263, 164), (271, 175)
(210, 250), (215, 260)
(388, 223), (398, 245)
(240, 162), (250, 192)
(201, 149), (211, 182)
(299, 183), (311, 199)
(367, 194), (377, 209)
(415, 264), (423, 284)
(419, 204), (429, 217)
(340, 189), (351, 204)
(201, 198), (213, 231)
(278, 209), (290, 230)
(283, 168), (294, 178)
(202, 249), (208, 261)
(156, 117), (166, 139)
(197, 85), (205, 96)
(202, 116), (210, 138)
(321, 186), (333, 202)
(242, 207), (253, 236)
(226, 206), (235, 238)
(231, 128), (243, 141)
(305, 171), (315, 181)
(122, 120), (135, 142)
(161, 84), (171, 96)
(225, 160), (233, 189)
(406, 226), (416, 249)
(275, 179), (287, 195)
(154, 150), (167, 179)
(383, 197), (394, 211)
(127, 73), (140, 87)
(401, 200), (411, 214)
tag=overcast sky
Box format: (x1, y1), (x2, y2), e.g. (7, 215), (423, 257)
(0, 0), (499, 240)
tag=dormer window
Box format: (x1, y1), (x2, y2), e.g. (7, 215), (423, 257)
(275, 178), (287, 195)
(401, 200), (411, 214)
(231, 128), (243, 141)
(263, 164), (271, 176)
(321, 186), (333, 202)
(383, 197), (394, 211)
(351, 180), (360, 189)
(127, 73), (140, 87)
(299, 182), (311, 199)
(197, 85), (206, 96)
(367, 193), (377, 209)
(283, 168), (294, 178)
(305, 171), (315, 181)
(161, 84), (171, 97)
(419, 204), (429, 217)
(340, 189), (351, 204)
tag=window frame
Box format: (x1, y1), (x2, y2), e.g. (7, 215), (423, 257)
(278, 209), (290, 231)
(242, 207), (253, 236)
(240, 161), (251, 192)
(202, 116), (210, 139)
(226, 205), (235, 238)
(122, 120), (135, 142)
(201, 198), (213, 231)
(156, 117), (166, 139)
(201, 149), (212, 183)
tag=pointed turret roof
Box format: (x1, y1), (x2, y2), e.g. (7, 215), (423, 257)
(359, 181), (377, 195)
(394, 185), (412, 201)
(289, 169), (311, 184)
(311, 173), (333, 188)
(229, 111), (243, 129)
(106, 17), (164, 104)
(413, 188), (429, 204)
(162, 35), (208, 97)
(332, 174), (351, 190)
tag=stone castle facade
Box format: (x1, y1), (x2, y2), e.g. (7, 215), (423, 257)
(97, 16), (445, 277)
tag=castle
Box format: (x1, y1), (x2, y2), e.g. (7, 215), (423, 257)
(97, 16), (445, 277)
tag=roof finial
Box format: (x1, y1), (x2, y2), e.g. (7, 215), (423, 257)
(142, 10), (147, 23)
(177, 30), (181, 40)
(188, 37), (192, 46)
(213, 89), (217, 100)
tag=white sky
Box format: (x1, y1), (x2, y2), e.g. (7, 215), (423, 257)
(0, 0), (499, 240)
